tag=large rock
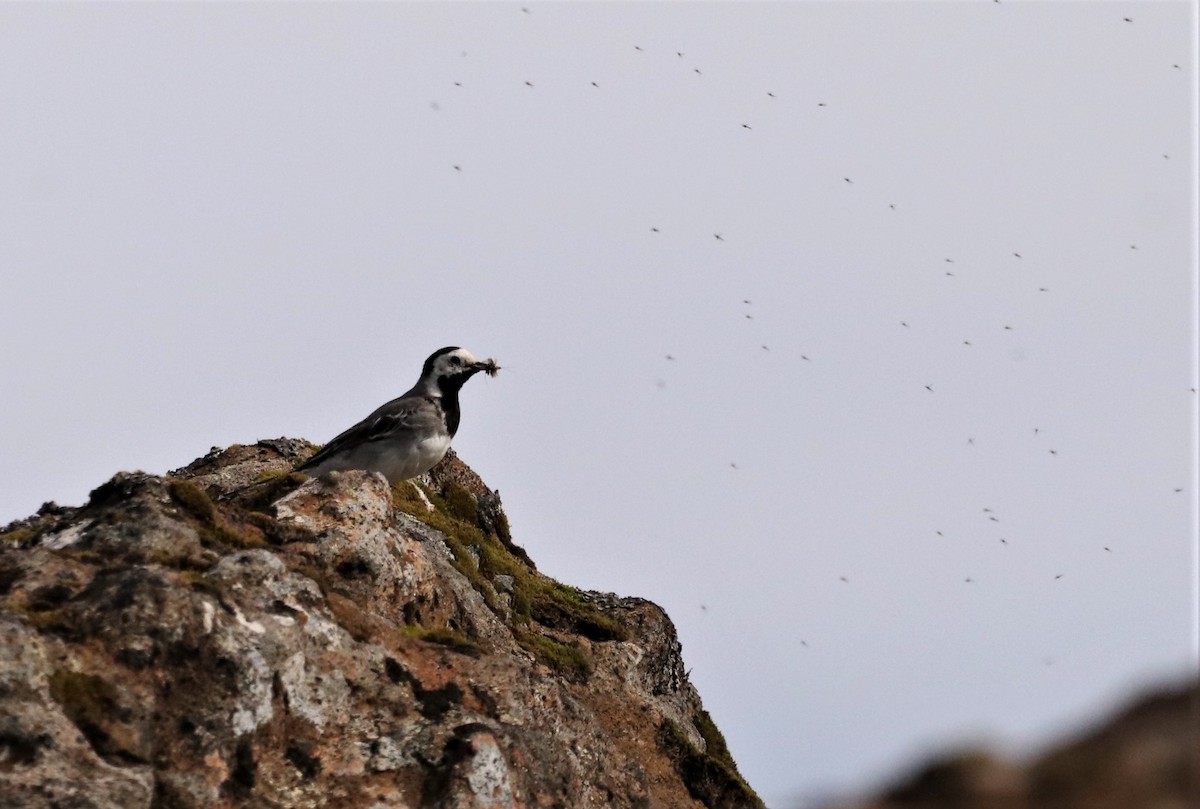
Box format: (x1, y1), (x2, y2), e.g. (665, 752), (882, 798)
(0, 441), (763, 809)
(843, 679), (1200, 809)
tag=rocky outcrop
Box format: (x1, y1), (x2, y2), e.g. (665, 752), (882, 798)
(0, 440), (763, 809)
(844, 678), (1200, 809)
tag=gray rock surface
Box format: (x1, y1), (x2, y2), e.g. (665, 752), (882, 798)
(0, 441), (763, 809)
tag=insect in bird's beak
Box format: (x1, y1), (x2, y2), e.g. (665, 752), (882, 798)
(475, 359), (501, 376)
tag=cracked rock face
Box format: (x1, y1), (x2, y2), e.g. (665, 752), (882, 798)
(0, 441), (763, 809)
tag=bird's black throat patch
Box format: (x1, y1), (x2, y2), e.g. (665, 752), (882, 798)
(436, 382), (464, 437)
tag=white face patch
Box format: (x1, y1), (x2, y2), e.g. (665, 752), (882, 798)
(434, 348), (479, 378)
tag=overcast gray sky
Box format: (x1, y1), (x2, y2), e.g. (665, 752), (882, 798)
(1, 3), (1195, 807)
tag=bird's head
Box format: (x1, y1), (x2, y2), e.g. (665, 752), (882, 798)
(422, 346), (500, 393)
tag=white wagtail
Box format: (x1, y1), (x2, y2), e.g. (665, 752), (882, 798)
(298, 346), (499, 484)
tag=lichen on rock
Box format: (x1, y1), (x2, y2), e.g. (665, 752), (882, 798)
(0, 440), (763, 809)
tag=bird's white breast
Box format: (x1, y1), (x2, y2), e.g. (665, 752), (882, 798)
(373, 432), (449, 483)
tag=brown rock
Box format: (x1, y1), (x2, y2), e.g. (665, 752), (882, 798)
(845, 681), (1200, 809)
(0, 440), (763, 809)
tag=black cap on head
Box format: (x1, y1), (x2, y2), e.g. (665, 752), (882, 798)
(423, 346), (462, 378)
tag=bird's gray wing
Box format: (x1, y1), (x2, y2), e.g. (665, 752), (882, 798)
(298, 395), (436, 470)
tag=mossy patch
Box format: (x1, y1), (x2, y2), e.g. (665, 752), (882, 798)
(59, 549), (103, 566)
(517, 632), (592, 683)
(474, 539), (533, 621)
(0, 526), (39, 546)
(145, 548), (213, 572)
(392, 482), (506, 610)
(324, 592), (375, 642)
(252, 469), (285, 484)
(25, 608), (78, 637)
(177, 570), (222, 598)
(168, 479), (216, 521)
(393, 482), (625, 642)
(0, 561), (23, 596)
(401, 625), (484, 657)
(529, 581), (627, 642)
(166, 474), (315, 551)
(48, 669), (117, 717)
(693, 710), (743, 780)
(242, 510), (318, 547)
(47, 669), (124, 758)
(659, 718), (763, 809)
(235, 472), (309, 515)
(440, 482), (481, 523)
(167, 479), (266, 551)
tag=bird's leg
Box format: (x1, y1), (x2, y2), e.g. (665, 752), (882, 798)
(409, 481), (435, 512)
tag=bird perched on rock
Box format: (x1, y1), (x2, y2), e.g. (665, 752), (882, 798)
(298, 346), (499, 484)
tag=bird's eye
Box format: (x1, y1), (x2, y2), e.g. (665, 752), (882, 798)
(450, 357), (462, 366)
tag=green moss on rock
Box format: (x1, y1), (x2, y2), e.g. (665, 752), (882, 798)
(402, 625), (484, 657)
(177, 570), (221, 598)
(325, 592), (375, 642)
(25, 608), (77, 636)
(392, 481), (626, 642)
(167, 479), (266, 550)
(145, 548), (213, 572)
(47, 669), (123, 757)
(658, 718), (763, 809)
(529, 581), (628, 642)
(517, 632), (592, 683)
(0, 526), (39, 546)
(440, 482), (482, 523)
(693, 710), (741, 780)
(236, 472), (309, 514)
